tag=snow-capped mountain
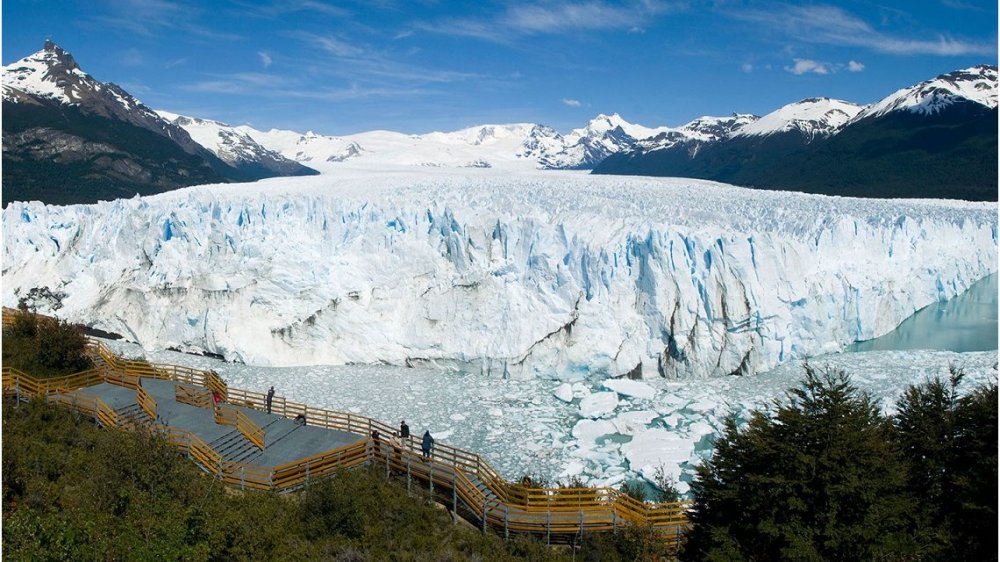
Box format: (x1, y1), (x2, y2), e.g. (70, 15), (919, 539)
(853, 64), (998, 121)
(232, 116), (672, 172)
(596, 65), (997, 201)
(733, 98), (862, 140)
(156, 111), (317, 177)
(637, 114), (759, 151)
(228, 113), (734, 172)
(3, 40), (207, 156)
(3, 171), (994, 379)
(2, 41), (318, 206)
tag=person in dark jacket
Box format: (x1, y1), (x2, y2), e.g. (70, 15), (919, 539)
(400, 420), (410, 439)
(421, 430), (434, 459)
(265, 386), (275, 413)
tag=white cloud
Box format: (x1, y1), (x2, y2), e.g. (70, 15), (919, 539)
(419, 1), (684, 42)
(741, 62), (754, 73)
(562, 98), (582, 107)
(786, 59), (830, 75)
(258, 51), (273, 68)
(728, 3), (993, 56)
(785, 58), (867, 75)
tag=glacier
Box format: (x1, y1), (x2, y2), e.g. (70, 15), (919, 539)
(2, 168), (996, 379)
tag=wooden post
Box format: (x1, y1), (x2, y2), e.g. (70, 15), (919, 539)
(504, 505), (509, 540)
(452, 477), (457, 522)
(481, 501), (487, 534)
(406, 459), (411, 492)
(546, 511), (551, 545)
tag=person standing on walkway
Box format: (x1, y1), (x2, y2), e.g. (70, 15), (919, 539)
(265, 386), (275, 414)
(421, 430), (434, 459)
(400, 420), (410, 441)
(390, 431), (403, 467)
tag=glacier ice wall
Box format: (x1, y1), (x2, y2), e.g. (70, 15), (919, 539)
(3, 171), (996, 379)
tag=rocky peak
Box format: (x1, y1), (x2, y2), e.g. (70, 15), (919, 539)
(42, 39), (80, 72)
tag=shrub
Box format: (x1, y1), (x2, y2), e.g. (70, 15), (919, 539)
(2, 308), (92, 377)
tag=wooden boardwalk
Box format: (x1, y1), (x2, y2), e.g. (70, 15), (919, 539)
(2, 308), (689, 544)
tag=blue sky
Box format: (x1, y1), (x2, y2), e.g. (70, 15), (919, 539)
(3, 0), (997, 135)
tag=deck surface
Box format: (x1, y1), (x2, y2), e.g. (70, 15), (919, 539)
(67, 379), (364, 468)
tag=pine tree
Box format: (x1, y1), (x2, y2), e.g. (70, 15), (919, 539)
(682, 367), (916, 561)
(895, 372), (998, 561)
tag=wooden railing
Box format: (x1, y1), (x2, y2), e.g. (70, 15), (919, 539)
(2, 307), (690, 541)
(176, 382), (213, 408)
(136, 384), (157, 420)
(46, 390), (121, 429)
(214, 403), (265, 450)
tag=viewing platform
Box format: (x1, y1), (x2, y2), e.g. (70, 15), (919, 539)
(2, 307), (689, 545)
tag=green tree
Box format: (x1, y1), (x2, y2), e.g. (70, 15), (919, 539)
(682, 368), (916, 562)
(2, 308), (91, 376)
(895, 372), (997, 561)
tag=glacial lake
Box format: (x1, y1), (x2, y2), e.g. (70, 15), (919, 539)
(848, 272), (998, 353)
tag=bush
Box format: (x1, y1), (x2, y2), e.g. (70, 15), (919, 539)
(3, 399), (583, 561)
(3, 308), (92, 377)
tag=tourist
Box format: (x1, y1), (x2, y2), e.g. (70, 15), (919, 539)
(421, 430), (434, 459)
(390, 431), (403, 466)
(294, 413), (307, 426)
(400, 420), (410, 440)
(265, 386), (275, 413)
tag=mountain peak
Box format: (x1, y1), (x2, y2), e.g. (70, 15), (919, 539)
(42, 39), (80, 70)
(734, 97), (861, 140)
(3, 39), (91, 104)
(854, 64), (997, 121)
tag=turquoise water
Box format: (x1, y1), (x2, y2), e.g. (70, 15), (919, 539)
(849, 273), (998, 353)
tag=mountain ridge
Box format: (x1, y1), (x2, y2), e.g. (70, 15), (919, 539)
(2, 41), (317, 206)
(593, 64), (997, 201)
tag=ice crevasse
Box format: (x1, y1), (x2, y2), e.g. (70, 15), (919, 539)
(2, 170), (996, 379)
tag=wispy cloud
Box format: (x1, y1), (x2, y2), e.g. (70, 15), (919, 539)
(418, 1), (683, 43)
(562, 98), (582, 107)
(89, 0), (243, 41)
(181, 72), (433, 101)
(784, 58), (866, 75)
(311, 34), (365, 58)
(258, 51), (273, 68)
(230, 0), (351, 19)
(728, 3), (994, 56)
(741, 62), (754, 73)
(290, 31), (483, 85)
(120, 48), (145, 66)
